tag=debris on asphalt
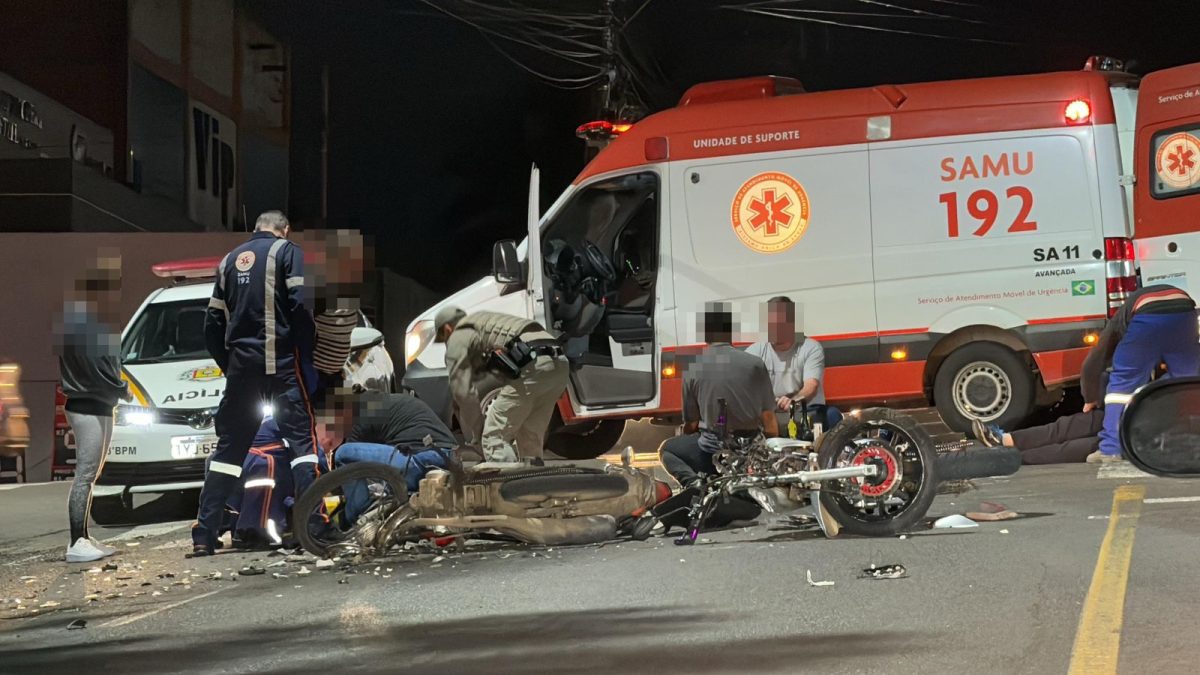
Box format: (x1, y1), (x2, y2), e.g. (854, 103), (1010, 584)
(39, 601), (60, 608)
(432, 556), (446, 564)
(338, 578), (350, 585)
(860, 564), (908, 580)
(315, 559), (335, 569)
(999, 529), (1010, 535)
(67, 619), (87, 630)
(86, 568), (102, 575)
(966, 510), (1018, 522)
(933, 514), (979, 529)
(806, 570), (835, 587)
(102, 563), (119, 571)
(297, 566), (312, 576)
(272, 573), (289, 580)
(238, 566), (265, 576)
(406, 573), (419, 578)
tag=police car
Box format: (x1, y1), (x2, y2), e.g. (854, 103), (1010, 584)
(91, 257), (395, 522)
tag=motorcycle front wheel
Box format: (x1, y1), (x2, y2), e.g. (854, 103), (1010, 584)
(293, 462), (411, 558)
(817, 408), (939, 537)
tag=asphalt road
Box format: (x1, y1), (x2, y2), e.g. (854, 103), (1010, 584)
(2, 459), (1199, 674)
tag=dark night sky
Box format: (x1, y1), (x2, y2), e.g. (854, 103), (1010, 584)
(245, 0), (1200, 294)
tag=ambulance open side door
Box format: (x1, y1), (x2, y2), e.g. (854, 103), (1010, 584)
(1133, 62), (1200, 293)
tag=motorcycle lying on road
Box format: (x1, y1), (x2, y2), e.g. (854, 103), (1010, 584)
(294, 405), (1017, 559)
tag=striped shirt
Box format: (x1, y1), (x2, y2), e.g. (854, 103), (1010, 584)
(314, 308), (357, 375)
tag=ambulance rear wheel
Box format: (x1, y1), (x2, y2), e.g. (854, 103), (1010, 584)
(933, 343), (1034, 433)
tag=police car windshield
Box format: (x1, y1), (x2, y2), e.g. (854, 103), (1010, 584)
(122, 299), (211, 364)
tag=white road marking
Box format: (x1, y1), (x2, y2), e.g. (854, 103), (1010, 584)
(98, 588), (227, 628)
(1144, 496), (1200, 504)
(102, 521), (192, 543)
(1096, 464), (1153, 480)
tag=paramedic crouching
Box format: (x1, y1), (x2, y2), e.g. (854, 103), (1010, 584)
(745, 296), (842, 433)
(659, 303), (779, 489)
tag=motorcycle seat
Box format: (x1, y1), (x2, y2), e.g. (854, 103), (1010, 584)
(499, 472), (630, 501)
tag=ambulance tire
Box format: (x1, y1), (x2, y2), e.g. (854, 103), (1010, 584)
(933, 343), (1035, 433)
(545, 419), (625, 460)
(90, 494), (132, 526)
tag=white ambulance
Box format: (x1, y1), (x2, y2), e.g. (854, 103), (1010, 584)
(403, 57), (1200, 459)
(91, 257), (395, 521)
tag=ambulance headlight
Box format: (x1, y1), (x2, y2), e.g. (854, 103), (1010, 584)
(117, 405), (156, 427)
(261, 403), (274, 419)
(405, 320), (435, 366)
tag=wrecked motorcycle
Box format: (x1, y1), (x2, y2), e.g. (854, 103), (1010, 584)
(669, 404), (941, 543)
(293, 455), (669, 559)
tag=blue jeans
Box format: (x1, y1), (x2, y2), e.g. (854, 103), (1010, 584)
(1099, 312), (1200, 456)
(333, 443), (451, 522)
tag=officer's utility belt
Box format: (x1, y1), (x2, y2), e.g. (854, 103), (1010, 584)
(487, 336), (563, 380)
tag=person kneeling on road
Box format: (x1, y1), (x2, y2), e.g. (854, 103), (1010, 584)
(436, 306), (569, 464)
(745, 296), (842, 434)
(318, 388), (458, 521)
(656, 303), (777, 529)
(1081, 285), (1200, 463)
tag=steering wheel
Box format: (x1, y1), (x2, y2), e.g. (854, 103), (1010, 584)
(582, 239), (617, 282)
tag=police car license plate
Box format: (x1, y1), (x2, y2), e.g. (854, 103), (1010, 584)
(171, 435), (218, 460)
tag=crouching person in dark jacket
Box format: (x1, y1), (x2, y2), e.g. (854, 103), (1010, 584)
(54, 252), (131, 563)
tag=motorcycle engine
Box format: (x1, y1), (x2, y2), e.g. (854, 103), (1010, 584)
(714, 436), (813, 510)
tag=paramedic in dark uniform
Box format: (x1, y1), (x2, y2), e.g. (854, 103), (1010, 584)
(1081, 284), (1200, 463)
(193, 210), (320, 556)
(659, 303), (779, 489)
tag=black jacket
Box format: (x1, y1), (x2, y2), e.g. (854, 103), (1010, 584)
(205, 232), (315, 376)
(56, 301), (129, 416)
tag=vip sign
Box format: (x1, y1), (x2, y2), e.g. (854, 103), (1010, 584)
(188, 100), (237, 230)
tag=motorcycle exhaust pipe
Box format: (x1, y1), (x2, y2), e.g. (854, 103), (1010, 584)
(936, 446), (1021, 481)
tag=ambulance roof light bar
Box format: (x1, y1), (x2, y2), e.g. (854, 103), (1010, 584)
(1083, 55), (1126, 73)
(152, 257), (221, 282)
(575, 120), (633, 142)
(679, 76), (805, 107)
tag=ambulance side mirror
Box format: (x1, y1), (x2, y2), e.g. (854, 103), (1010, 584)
(493, 240), (524, 290)
(1120, 376), (1200, 478)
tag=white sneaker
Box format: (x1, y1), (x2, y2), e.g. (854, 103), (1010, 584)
(66, 537), (109, 563)
(88, 537), (117, 557)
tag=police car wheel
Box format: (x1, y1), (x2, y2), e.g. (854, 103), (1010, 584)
(933, 343), (1035, 433)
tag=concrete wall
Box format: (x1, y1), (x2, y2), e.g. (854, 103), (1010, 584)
(0, 232), (245, 480)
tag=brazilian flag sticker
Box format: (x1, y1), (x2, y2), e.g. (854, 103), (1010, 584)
(1071, 280), (1096, 296)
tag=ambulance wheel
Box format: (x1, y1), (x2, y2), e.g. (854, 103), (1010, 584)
(90, 494), (132, 526)
(546, 419), (625, 460)
(934, 343), (1034, 433)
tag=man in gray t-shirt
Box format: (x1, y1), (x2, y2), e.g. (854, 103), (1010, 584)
(744, 296), (842, 432)
(660, 305), (778, 488)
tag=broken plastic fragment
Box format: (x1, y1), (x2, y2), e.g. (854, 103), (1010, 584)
(806, 570), (835, 587)
(860, 564), (908, 580)
(67, 619), (87, 630)
(316, 559), (335, 569)
(932, 514), (979, 529)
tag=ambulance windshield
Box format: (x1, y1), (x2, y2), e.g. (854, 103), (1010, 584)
(122, 299), (211, 364)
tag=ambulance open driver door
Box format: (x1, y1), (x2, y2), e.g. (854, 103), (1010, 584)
(1135, 62), (1200, 293)
(496, 166), (665, 419)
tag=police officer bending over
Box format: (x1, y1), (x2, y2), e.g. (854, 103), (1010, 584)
(660, 303), (779, 489)
(193, 211), (320, 556)
(436, 306), (569, 464)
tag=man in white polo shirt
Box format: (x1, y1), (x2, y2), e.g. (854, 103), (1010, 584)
(745, 296), (842, 433)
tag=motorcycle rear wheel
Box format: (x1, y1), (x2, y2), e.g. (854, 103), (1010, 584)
(294, 462), (411, 558)
(817, 408), (939, 537)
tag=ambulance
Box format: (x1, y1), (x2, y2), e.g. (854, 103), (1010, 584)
(403, 56), (1200, 459)
(89, 257), (395, 522)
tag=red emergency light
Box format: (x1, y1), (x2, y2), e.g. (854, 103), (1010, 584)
(576, 120), (633, 141)
(152, 257), (221, 281)
(1064, 99), (1092, 125)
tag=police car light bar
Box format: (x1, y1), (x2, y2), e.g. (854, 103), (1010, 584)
(151, 257), (222, 280)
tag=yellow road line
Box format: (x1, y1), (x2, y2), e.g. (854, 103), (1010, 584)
(1068, 484), (1146, 675)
